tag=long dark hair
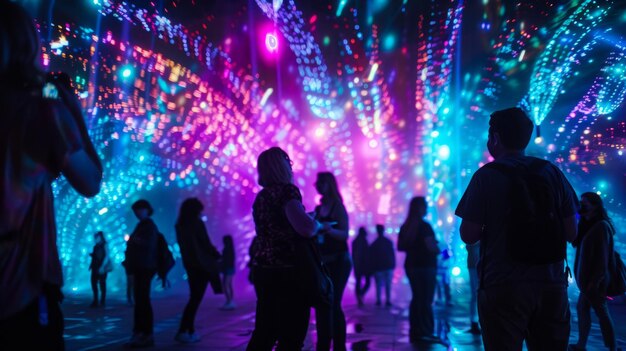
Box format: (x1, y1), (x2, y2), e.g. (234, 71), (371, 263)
(176, 197), (203, 226)
(402, 196), (427, 227)
(574, 192), (615, 247)
(0, 1), (45, 183)
(316, 172), (343, 205)
(0, 1), (43, 90)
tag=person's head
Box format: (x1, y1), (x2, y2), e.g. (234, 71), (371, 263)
(375, 224), (385, 237)
(487, 107), (534, 158)
(177, 197), (203, 224)
(257, 147), (293, 187)
(0, 1), (43, 89)
(94, 231), (105, 244)
(131, 199), (153, 220)
(405, 196), (427, 223)
(579, 192), (609, 221)
(576, 192), (615, 243)
(223, 234), (233, 247)
(357, 226), (367, 239)
(315, 172), (343, 204)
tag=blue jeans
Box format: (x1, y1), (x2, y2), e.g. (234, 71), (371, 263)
(478, 283), (570, 351)
(373, 269), (393, 304)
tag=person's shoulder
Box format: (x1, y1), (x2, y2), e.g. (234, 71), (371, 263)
(143, 218), (159, 230)
(591, 220), (613, 235)
(473, 161), (502, 178)
(38, 97), (73, 120)
(282, 183), (302, 198)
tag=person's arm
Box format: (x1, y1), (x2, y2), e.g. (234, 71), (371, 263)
(424, 223), (441, 254)
(285, 199), (323, 237)
(63, 151), (102, 197)
(321, 203), (349, 241)
(557, 167), (579, 244)
(456, 170), (487, 245)
(99, 244), (111, 274)
(50, 89), (102, 197)
(199, 221), (221, 258)
(460, 220), (482, 245)
(563, 215), (577, 243)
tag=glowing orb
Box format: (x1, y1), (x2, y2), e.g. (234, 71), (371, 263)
(265, 33), (279, 52)
(121, 68), (132, 78)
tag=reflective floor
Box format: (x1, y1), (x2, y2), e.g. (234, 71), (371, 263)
(62, 277), (625, 350)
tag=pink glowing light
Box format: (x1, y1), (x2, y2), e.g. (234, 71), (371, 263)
(265, 33), (278, 52)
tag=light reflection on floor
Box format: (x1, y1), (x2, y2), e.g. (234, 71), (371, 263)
(61, 277), (626, 350)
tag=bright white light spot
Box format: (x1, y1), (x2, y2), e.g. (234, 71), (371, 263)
(438, 145), (450, 160)
(315, 127), (325, 138)
(265, 33), (279, 52)
(272, 0), (283, 11)
(452, 267), (461, 276)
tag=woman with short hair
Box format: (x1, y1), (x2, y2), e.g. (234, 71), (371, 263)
(246, 147), (330, 350)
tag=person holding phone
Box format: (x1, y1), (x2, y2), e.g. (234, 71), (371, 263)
(0, 2), (102, 349)
(313, 172), (351, 351)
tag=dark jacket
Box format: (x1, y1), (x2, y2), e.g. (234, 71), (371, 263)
(176, 218), (221, 273)
(574, 220), (612, 295)
(369, 236), (396, 272)
(89, 242), (106, 272)
(125, 218), (159, 273)
(351, 235), (370, 276)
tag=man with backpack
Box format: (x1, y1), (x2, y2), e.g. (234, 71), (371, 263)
(455, 107), (578, 351)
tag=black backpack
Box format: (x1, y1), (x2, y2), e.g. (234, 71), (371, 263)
(156, 232), (175, 287)
(607, 231), (626, 297)
(485, 159), (566, 264)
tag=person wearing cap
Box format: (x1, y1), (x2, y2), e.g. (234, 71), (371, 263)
(124, 199), (160, 348)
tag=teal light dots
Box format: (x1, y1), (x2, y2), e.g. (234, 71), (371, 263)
(527, 0), (610, 126)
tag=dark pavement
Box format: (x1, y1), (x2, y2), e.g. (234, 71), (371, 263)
(62, 276), (626, 351)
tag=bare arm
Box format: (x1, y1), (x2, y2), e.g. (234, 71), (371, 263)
(285, 199), (321, 238)
(323, 225), (349, 242)
(320, 203), (349, 241)
(54, 85), (103, 197)
(460, 220), (482, 245)
(63, 151), (102, 197)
